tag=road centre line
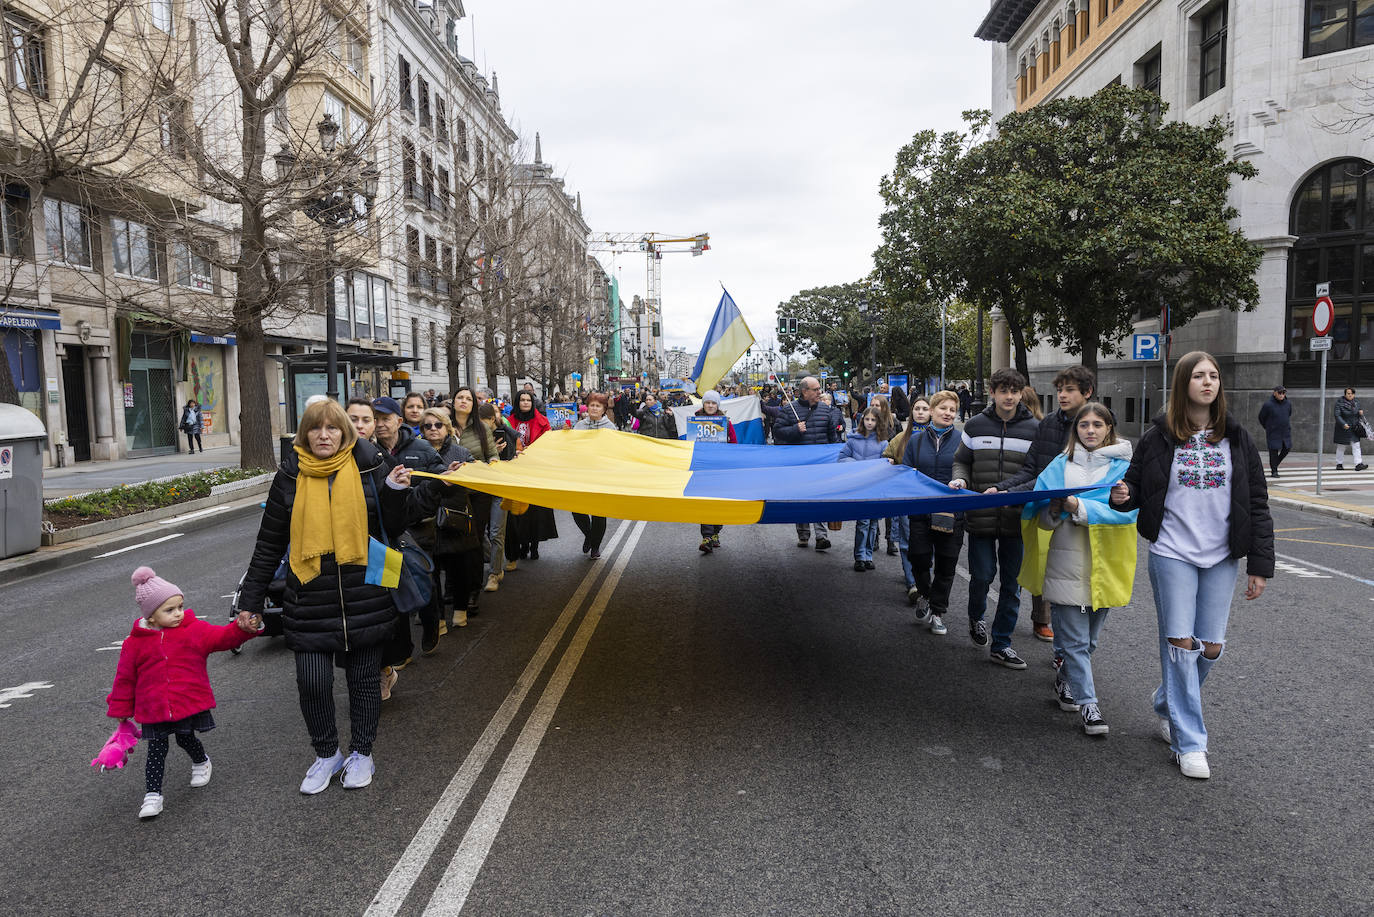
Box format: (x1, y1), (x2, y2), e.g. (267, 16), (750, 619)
(92, 533), (183, 558)
(422, 519), (649, 917)
(365, 519), (636, 917)
(1277, 537), (1374, 551)
(1275, 552), (1374, 588)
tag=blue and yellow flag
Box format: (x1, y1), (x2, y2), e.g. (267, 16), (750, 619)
(690, 290), (754, 395)
(414, 430), (1097, 526)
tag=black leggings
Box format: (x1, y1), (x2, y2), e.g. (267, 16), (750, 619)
(438, 548), (483, 612)
(912, 552), (959, 616)
(572, 514), (607, 553)
(295, 646), (384, 758)
(145, 732), (207, 794)
(185, 431), (202, 452)
(1269, 445), (1290, 475)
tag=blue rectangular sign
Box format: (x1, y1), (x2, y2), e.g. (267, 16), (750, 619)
(1132, 333), (1161, 361)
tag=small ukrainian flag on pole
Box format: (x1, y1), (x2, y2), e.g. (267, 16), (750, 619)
(690, 289), (755, 395)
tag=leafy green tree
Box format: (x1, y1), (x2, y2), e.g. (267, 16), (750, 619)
(774, 282), (877, 385)
(878, 84), (1263, 372)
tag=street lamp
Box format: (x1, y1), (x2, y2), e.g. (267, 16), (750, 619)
(274, 112), (379, 401)
(858, 293), (878, 387)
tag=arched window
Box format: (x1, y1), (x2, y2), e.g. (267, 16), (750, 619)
(1286, 159), (1374, 386)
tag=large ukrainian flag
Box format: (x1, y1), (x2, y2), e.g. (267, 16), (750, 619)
(690, 290), (755, 395)
(414, 430), (1100, 525)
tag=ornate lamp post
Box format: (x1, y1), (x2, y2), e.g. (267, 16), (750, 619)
(273, 113), (379, 400)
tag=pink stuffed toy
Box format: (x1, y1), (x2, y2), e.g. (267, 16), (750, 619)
(91, 720), (141, 772)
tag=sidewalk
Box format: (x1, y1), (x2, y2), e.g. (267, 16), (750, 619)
(1261, 451), (1374, 526)
(43, 445), (243, 499)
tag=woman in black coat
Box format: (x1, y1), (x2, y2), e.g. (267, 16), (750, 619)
(1110, 351), (1273, 781)
(1334, 388), (1368, 470)
(179, 400), (203, 453)
(238, 399), (412, 794)
(1256, 385), (1292, 478)
(412, 407), (479, 638)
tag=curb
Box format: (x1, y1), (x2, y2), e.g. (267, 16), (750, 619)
(1268, 493), (1374, 526)
(0, 493), (268, 586)
(41, 480), (273, 545)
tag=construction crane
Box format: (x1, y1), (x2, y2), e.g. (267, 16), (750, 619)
(587, 232), (710, 381)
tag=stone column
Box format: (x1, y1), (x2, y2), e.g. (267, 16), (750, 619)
(88, 348), (118, 461)
(990, 307), (1011, 373)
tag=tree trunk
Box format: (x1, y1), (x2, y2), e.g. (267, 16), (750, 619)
(1009, 322), (1030, 380)
(1078, 334), (1099, 374)
(234, 313), (276, 469)
(0, 342), (19, 405)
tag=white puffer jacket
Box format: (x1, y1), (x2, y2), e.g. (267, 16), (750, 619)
(1039, 440), (1133, 608)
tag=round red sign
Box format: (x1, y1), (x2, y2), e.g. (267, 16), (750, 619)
(1312, 296), (1335, 336)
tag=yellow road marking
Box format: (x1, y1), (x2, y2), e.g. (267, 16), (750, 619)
(1277, 537), (1374, 551)
(1273, 527), (1320, 532)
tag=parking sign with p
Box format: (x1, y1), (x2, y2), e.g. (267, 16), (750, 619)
(1132, 333), (1161, 361)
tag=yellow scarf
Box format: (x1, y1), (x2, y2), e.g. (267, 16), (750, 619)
(290, 444), (369, 584)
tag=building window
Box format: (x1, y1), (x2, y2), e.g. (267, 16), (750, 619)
(399, 55), (413, 111)
(475, 137), (485, 174)
(5, 11), (47, 98)
(429, 321), (437, 372)
(421, 152), (434, 209)
(1285, 158), (1374, 386)
(437, 166), (450, 212)
(1306, 0), (1374, 56)
(417, 76), (430, 130)
(406, 226), (420, 286)
(371, 274), (389, 339)
(171, 241), (213, 290)
(159, 97), (189, 158)
(1138, 49), (1161, 95)
(424, 236), (437, 291)
(439, 243), (452, 294)
(435, 96), (448, 142)
(401, 139), (417, 200)
(150, 0), (174, 34)
(2, 188), (28, 257)
(457, 118), (469, 162)
(345, 29), (365, 76)
(411, 316), (419, 359)
(111, 217), (159, 280)
(1198, 3), (1227, 100)
(44, 198), (91, 266)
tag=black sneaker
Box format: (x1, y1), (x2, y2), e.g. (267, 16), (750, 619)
(710, 536), (722, 549)
(990, 647), (1028, 670)
(797, 535), (810, 548)
(1337, 464), (1345, 470)
(420, 626), (440, 656)
(1055, 671), (1079, 712)
(1358, 463), (1370, 471)
(814, 536), (831, 551)
(1081, 703), (1109, 736)
(853, 560), (866, 572)
(699, 538), (713, 554)
(886, 542), (898, 556)
(969, 619), (989, 646)
(863, 560), (875, 570)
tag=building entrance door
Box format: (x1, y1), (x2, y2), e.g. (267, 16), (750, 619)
(61, 347), (91, 461)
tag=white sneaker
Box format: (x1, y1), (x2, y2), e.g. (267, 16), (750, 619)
(300, 751), (345, 795)
(913, 596), (932, 625)
(484, 574), (500, 592)
(1157, 717), (1172, 745)
(139, 792), (163, 819)
(380, 666), (398, 702)
(929, 615), (947, 636)
(190, 759), (212, 788)
(1175, 751), (1211, 779)
(341, 751), (375, 789)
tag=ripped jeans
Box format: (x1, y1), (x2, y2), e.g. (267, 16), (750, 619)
(1147, 552), (1240, 755)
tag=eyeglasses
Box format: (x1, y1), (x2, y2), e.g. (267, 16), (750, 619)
(421, 422), (446, 430)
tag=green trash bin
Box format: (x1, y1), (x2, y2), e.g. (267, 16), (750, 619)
(0, 403), (48, 558)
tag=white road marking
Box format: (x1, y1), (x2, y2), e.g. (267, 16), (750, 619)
(423, 519), (648, 917)
(1273, 560), (1331, 579)
(365, 519), (636, 917)
(0, 681), (53, 708)
(93, 533), (183, 558)
(157, 505), (235, 525)
(96, 641), (125, 652)
(1275, 552), (1374, 589)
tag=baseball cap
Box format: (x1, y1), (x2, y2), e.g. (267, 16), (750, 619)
(372, 396), (402, 415)
(1273, 385), (1286, 393)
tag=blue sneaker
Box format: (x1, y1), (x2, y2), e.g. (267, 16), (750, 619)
(341, 751), (375, 789)
(300, 751), (345, 795)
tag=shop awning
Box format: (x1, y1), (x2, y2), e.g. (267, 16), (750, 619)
(0, 307), (61, 331)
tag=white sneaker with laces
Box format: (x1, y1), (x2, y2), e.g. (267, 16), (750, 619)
(929, 615), (947, 636)
(1158, 717), (1172, 745)
(342, 751), (375, 789)
(190, 759), (212, 787)
(300, 751), (345, 795)
(139, 792), (164, 819)
(1175, 751), (1210, 779)
(913, 596), (932, 625)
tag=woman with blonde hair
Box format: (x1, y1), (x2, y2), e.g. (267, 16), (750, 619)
(237, 399), (413, 794)
(412, 408), (478, 641)
(901, 390), (964, 633)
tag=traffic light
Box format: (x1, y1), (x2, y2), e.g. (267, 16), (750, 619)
(651, 321), (660, 337)
(788, 317), (798, 335)
(778, 316), (787, 334)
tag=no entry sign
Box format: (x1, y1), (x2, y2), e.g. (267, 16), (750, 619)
(1312, 295), (1334, 336)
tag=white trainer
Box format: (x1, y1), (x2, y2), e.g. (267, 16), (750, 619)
(139, 792), (164, 819)
(1175, 751), (1211, 779)
(299, 751), (345, 795)
(341, 751), (375, 789)
(190, 759), (212, 788)
(929, 615), (948, 636)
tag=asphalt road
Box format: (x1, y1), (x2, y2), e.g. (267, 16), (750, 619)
(1, 503), (1371, 916)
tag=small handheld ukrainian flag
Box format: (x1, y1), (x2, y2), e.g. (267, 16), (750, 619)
(690, 289), (755, 395)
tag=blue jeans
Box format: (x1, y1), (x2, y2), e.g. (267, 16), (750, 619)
(488, 500), (507, 579)
(966, 535), (1024, 651)
(1051, 604), (1109, 707)
(853, 518), (879, 561)
(1147, 552), (1239, 755)
(894, 515), (914, 588)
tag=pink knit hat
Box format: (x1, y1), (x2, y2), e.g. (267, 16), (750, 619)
(132, 566), (183, 619)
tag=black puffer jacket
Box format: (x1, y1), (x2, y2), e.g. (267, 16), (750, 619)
(772, 399), (841, 445)
(1119, 413), (1275, 578)
(636, 406), (679, 440)
(382, 425), (445, 473)
(238, 439), (409, 652)
(994, 407), (1075, 492)
(408, 436), (477, 556)
(1334, 396), (1365, 445)
(952, 402), (1041, 537)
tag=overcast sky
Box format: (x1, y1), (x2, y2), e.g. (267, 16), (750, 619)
(464, 1), (994, 361)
